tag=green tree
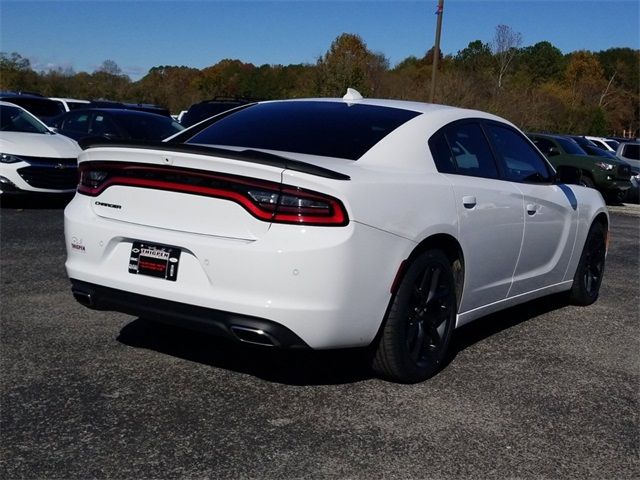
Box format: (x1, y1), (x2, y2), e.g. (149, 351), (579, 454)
(516, 41), (565, 85)
(0, 52), (39, 91)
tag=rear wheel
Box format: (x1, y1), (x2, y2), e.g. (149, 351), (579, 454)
(372, 249), (457, 383)
(569, 221), (607, 306)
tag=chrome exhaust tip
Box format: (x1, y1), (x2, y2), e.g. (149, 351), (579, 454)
(230, 325), (278, 347)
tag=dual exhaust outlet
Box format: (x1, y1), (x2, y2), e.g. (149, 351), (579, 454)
(72, 288), (277, 347)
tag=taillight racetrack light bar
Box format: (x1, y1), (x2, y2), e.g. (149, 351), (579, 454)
(78, 161), (349, 226)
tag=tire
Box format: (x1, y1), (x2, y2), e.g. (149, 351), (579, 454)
(372, 249), (457, 383)
(580, 176), (595, 189)
(569, 221), (607, 306)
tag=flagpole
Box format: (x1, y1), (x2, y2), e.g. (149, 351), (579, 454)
(430, 0), (444, 103)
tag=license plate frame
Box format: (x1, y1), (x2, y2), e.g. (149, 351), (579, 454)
(128, 241), (181, 281)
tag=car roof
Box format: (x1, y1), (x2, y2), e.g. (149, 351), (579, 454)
(62, 108), (173, 118)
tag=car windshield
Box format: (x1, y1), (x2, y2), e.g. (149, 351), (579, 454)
(557, 137), (586, 155)
(117, 114), (184, 140)
(185, 101), (422, 160)
(0, 105), (51, 134)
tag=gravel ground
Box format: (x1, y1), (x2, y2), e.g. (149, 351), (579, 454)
(1, 200), (638, 479)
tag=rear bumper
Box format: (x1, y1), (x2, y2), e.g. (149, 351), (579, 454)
(70, 279), (310, 348)
(65, 195), (414, 349)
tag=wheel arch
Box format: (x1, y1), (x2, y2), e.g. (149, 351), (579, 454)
(392, 233), (465, 308)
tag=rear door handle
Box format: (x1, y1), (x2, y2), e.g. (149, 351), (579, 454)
(462, 196), (477, 209)
(526, 203), (540, 215)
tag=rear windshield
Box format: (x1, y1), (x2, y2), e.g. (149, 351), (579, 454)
(557, 137), (586, 155)
(117, 114), (184, 141)
(185, 101), (421, 160)
(622, 143), (639, 160)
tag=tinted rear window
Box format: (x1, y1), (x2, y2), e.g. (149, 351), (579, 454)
(185, 101), (421, 160)
(622, 143), (640, 160)
(117, 113), (184, 140)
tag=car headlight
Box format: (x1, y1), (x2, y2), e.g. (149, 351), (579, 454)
(595, 162), (615, 171)
(0, 153), (25, 164)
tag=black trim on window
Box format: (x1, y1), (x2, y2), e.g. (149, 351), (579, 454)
(428, 118), (555, 184)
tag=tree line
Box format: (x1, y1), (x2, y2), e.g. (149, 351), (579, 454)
(1, 26), (638, 137)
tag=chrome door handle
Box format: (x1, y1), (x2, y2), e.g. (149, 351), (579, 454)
(462, 196), (477, 209)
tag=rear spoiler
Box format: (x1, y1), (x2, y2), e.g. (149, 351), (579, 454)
(78, 139), (351, 181)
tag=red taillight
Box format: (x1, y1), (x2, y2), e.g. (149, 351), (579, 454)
(78, 161), (348, 226)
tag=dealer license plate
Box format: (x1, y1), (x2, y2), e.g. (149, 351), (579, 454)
(128, 241), (181, 281)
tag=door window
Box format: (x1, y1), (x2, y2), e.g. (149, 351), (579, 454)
(486, 124), (553, 183)
(444, 122), (499, 179)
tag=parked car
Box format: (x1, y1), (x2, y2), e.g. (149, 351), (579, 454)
(528, 132), (631, 202)
(49, 97), (90, 112)
(0, 101), (80, 195)
(616, 141), (640, 202)
(88, 100), (171, 118)
(50, 108), (184, 142)
(66, 92), (609, 383)
(585, 135), (619, 152)
(568, 135), (620, 159)
(180, 97), (256, 127)
(0, 92), (65, 125)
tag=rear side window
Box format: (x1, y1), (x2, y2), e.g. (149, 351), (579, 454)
(485, 124), (553, 183)
(186, 101), (421, 160)
(444, 122), (499, 179)
(429, 133), (456, 173)
(530, 136), (557, 157)
(622, 144), (639, 160)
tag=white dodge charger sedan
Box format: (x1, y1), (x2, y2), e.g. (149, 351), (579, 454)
(65, 91), (608, 383)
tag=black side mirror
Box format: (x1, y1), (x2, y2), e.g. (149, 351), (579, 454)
(556, 165), (582, 185)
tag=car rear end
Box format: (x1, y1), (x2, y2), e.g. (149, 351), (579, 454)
(64, 144), (410, 349)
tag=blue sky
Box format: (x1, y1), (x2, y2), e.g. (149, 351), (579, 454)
(1, 0), (639, 80)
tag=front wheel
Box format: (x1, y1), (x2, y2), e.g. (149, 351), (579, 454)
(569, 221), (607, 306)
(372, 249), (457, 383)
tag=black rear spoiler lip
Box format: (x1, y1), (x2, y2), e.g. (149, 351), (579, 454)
(78, 139), (351, 181)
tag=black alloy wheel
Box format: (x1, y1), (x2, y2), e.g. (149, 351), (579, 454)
(570, 221), (607, 305)
(373, 249), (457, 383)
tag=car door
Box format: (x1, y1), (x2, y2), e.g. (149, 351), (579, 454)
(430, 121), (524, 313)
(484, 122), (578, 296)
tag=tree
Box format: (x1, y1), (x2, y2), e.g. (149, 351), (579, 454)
(516, 41), (564, 85)
(492, 25), (522, 89)
(97, 59), (123, 76)
(0, 51), (39, 91)
(316, 33), (389, 96)
(453, 40), (493, 74)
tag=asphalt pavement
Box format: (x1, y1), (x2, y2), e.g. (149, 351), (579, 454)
(1, 200), (638, 479)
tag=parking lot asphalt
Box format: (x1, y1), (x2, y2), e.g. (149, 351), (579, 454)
(1, 201), (638, 479)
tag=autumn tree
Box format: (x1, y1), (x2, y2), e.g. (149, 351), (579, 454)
(132, 66), (202, 112)
(0, 52), (39, 91)
(316, 33), (388, 97)
(89, 59), (131, 100)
